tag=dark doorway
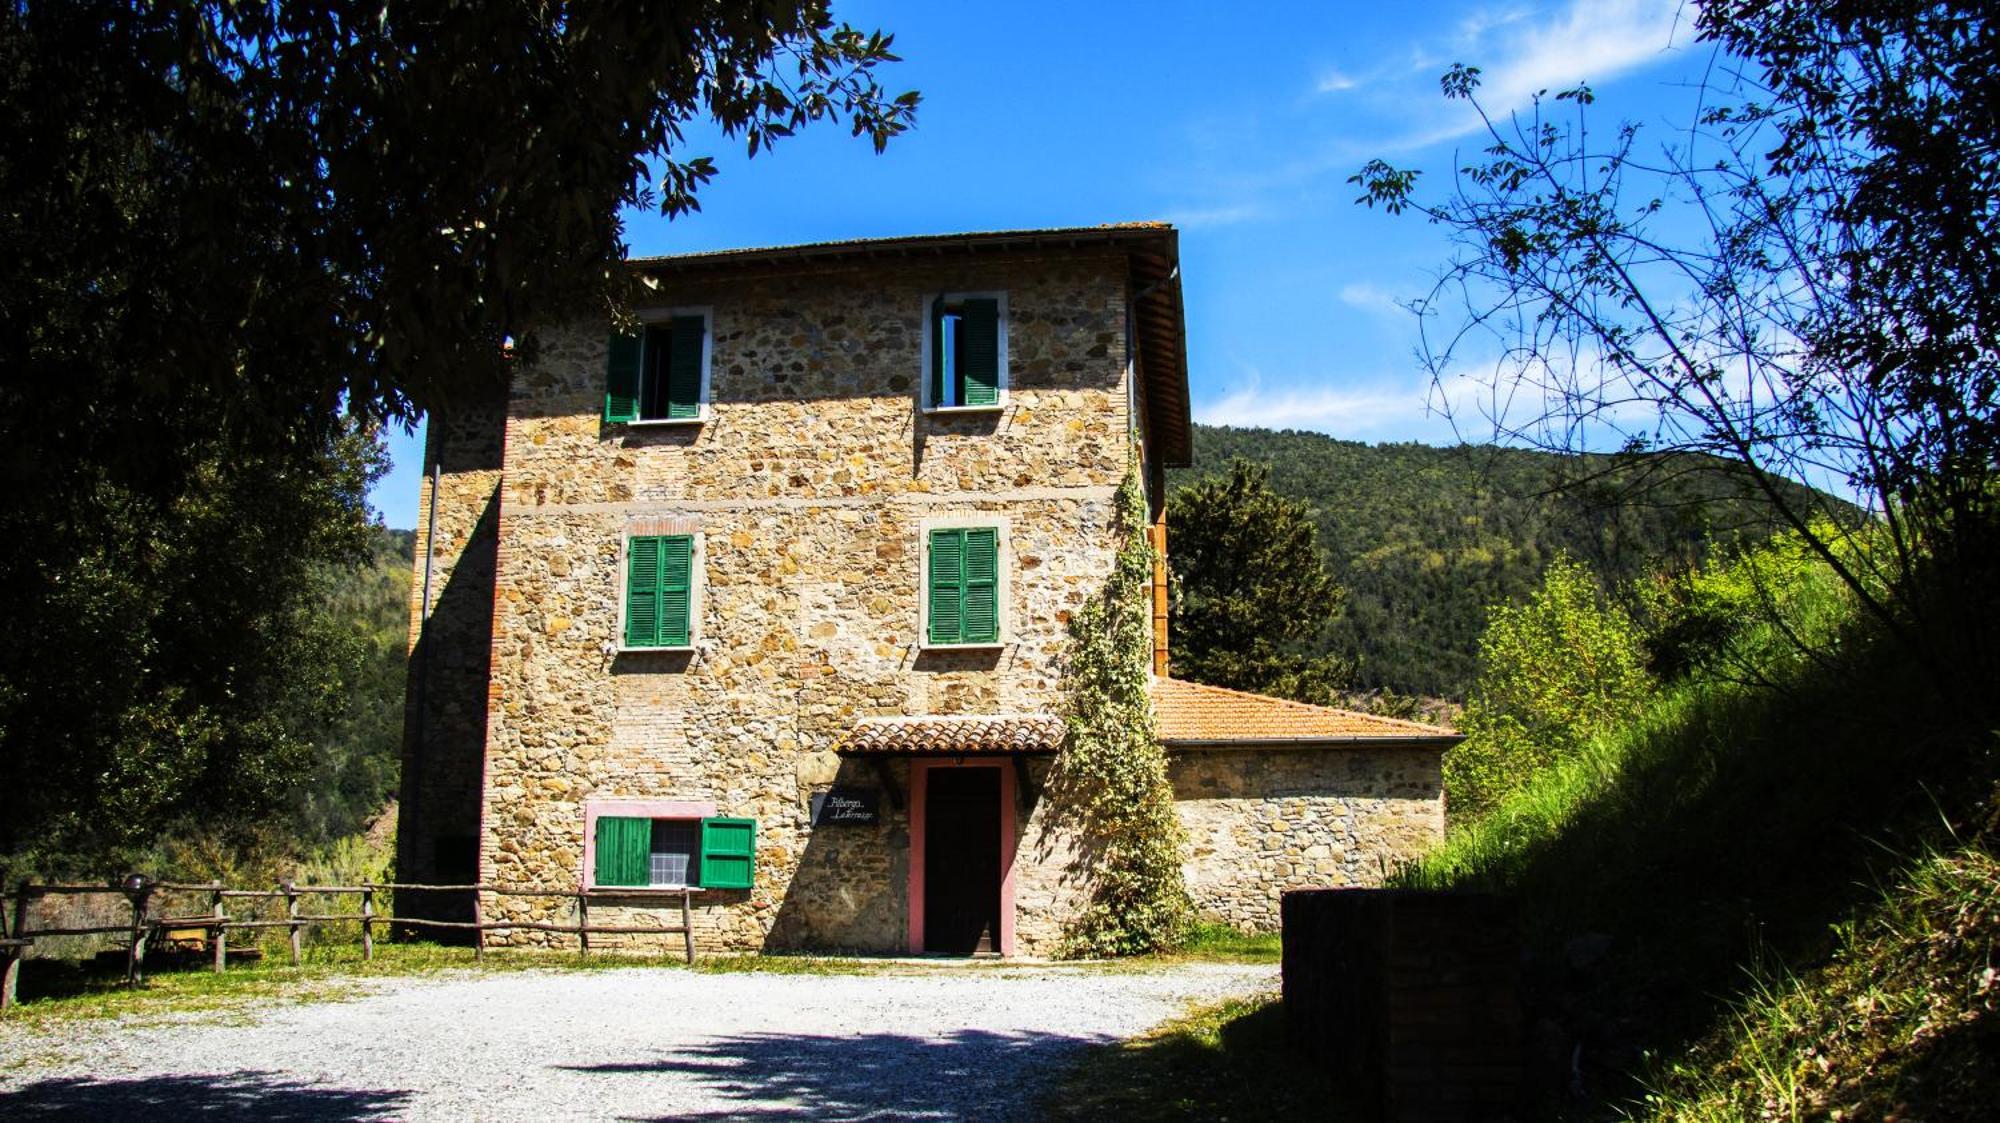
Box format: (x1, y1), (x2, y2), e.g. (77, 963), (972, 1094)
(922, 767), (1002, 954)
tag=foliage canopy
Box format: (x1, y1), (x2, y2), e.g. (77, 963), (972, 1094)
(1165, 459), (1351, 705)
(0, 0), (915, 873)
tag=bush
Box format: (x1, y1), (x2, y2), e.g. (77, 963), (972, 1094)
(1446, 554), (1652, 821)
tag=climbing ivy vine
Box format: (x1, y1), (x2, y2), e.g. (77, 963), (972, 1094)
(1052, 471), (1194, 957)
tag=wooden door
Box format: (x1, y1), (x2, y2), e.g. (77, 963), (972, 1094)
(922, 767), (1002, 954)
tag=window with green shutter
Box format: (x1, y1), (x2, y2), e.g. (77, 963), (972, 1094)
(698, 817), (757, 889)
(604, 313), (708, 423)
(927, 293), (1003, 409)
(593, 816), (652, 887)
(592, 815), (728, 889)
(927, 526), (1001, 645)
(624, 534), (694, 648)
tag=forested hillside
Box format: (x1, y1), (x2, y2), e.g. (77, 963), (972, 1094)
(294, 527), (413, 845)
(1172, 425), (1843, 697)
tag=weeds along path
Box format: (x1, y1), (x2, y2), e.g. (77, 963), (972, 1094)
(0, 960), (1275, 1120)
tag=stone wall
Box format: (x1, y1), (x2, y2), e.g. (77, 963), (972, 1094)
(396, 388), (507, 924)
(462, 249), (1134, 952)
(1169, 745), (1445, 932)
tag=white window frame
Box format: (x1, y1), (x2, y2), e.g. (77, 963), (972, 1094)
(917, 515), (1011, 651)
(918, 291), (1008, 413)
(628, 305), (715, 426)
(616, 530), (705, 653)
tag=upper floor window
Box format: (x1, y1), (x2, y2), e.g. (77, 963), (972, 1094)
(924, 292), (1006, 411)
(924, 525), (1003, 647)
(623, 533), (698, 649)
(605, 309), (711, 424)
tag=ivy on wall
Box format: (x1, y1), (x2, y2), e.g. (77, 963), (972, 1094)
(1051, 471), (1194, 956)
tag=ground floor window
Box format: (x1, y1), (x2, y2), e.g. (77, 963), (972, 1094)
(592, 814), (756, 890)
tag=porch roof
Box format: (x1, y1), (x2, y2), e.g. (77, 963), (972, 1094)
(833, 713), (1066, 756)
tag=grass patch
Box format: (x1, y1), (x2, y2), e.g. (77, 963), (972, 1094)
(0, 940), (654, 1035)
(1638, 842), (2000, 1121)
(1387, 538), (2000, 1115)
(1170, 922), (1282, 963)
(1040, 992), (1338, 1121)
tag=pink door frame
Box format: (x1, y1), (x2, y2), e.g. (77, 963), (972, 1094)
(906, 757), (1018, 955)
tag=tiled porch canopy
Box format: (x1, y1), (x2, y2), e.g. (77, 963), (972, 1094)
(833, 714), (1067, 756)
(831, 679), (1461, 758)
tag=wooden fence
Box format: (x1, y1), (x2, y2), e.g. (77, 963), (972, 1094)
(1, 880), (695, 1010)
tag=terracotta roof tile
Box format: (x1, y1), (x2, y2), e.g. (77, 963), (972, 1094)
(834, 714), (1065, 756)
(1150, 678), (1461, 747)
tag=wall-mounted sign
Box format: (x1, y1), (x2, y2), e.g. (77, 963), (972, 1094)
(811, 787), (880, 826)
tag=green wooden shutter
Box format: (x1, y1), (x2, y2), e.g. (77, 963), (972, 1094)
(605, 331), (642, 423)
(624, 536), (661, 648)
(928, 528), (964, 645)
(658, 535), (692, 647)
(962, 298), (1000, 406)
(928, 298), (948, 407)
(666, 315), (705, 419)
(594, 816), (652, 887)
(961, 527), (999, 643)
(698, 817), (756, 889)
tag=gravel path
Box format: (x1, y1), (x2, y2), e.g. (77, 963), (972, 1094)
(0, 961), (1275, 1120)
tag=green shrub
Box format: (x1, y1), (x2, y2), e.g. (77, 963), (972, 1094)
(1446, 554), (1653, 821)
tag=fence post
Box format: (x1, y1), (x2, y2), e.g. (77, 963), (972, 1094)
(124, 881), (152, 987)
(681, 889), (694, 965)
(285, 882), (302, 966)
(577, 891), (589, 958)
(9, 885), (26, 946)
(1, 942), (18, 1011)
(361, 886), (375, 962)
(471, 885), (485, 962)
(210, 884), (227, 974)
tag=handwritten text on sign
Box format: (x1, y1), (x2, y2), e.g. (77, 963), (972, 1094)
(811, 787), (880, 826)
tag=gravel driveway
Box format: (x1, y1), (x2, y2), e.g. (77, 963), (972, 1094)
(0, 961), (1275, 1120)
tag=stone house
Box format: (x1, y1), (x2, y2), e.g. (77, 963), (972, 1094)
(396, 225), (1461, 955)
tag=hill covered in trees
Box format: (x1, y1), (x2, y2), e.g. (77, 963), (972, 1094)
(1172, 425), (1845, 698)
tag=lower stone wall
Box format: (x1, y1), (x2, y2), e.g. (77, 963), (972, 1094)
(1169, 745), (1446, 932)
(473, 745), (1441, 956)
(481, 755), (1095, 957)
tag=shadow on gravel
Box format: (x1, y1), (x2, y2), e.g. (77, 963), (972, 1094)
(0, 1070), (412, 1120)
(563, 1027), (1101, 1120)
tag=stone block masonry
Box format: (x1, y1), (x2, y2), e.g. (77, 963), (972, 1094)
(1171, 746), (1446, 932)
(467, 249), (1134, 953)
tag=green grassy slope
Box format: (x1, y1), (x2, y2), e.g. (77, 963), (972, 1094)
(1396, 553), (1998, 1117)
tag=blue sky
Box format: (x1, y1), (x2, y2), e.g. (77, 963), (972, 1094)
(372, 0), (1711, 527)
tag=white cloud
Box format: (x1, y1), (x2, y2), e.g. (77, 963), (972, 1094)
(1315, 68), (1358, 94)
(1474, 0), (1687, 110)
(1376, 0), (1690, 152)
(1196, 367), (1455, 439)
(1338, 281), (1407, 320)
(1159, 202), (1267, 229)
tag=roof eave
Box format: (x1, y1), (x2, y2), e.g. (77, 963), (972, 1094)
(1162, 735), (1465, 750)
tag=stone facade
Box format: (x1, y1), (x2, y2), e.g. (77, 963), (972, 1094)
(1170, 746), (1446, 932)
(397, 228), (1451, 955)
